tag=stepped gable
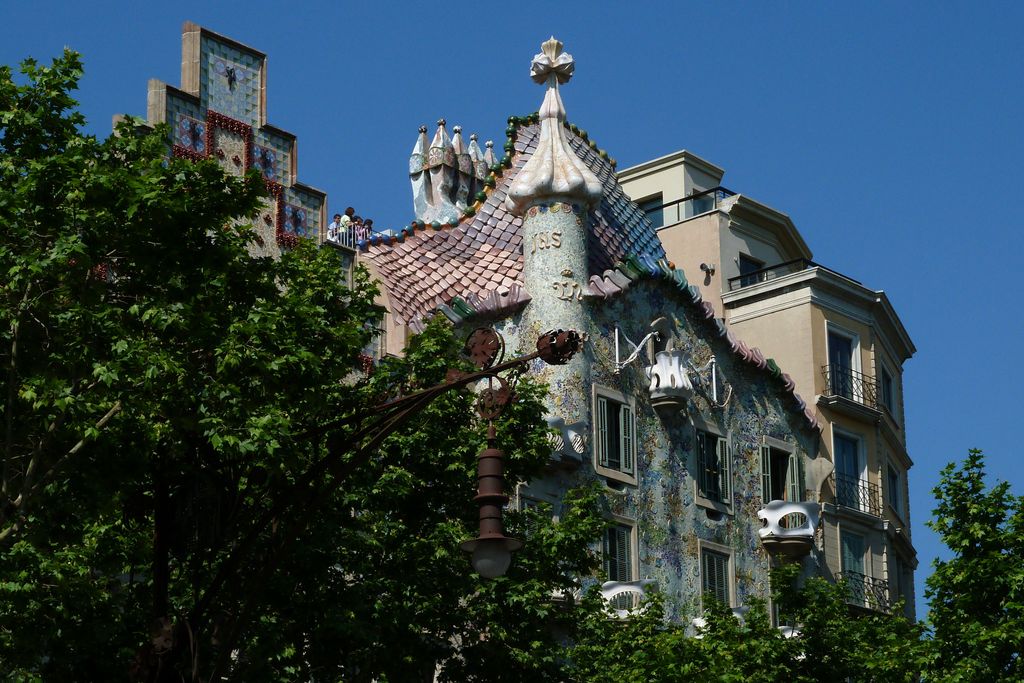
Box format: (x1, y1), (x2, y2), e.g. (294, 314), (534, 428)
(363, 119), (665, 326)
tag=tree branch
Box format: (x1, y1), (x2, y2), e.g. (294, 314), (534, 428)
(4, 284), (32, 498)
(0, 399), (122, 542)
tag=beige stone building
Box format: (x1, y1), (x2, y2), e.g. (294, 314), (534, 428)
(619, 150), (918, 617)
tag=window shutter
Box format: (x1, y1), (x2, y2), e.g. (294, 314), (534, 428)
(596, 396), (609, 468)
(617, 526), (632, 582)
(702, 550), (730, 607)
(787, 451), (802, 502)
(760, 445), (772, 502)
(696, 432), (709, 497)
(717, 438), (730, 501)
(841, 533), (865, 575)
(602, 527), (611, 577)
(619, 403), (635, 475)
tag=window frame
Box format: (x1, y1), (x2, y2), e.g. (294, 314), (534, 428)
(637, 194), (664, 230)
(840, 528), (867, 576)
(760, 436), (804, 503)
(602, 517), (638, 584)
(693, 419), (732, 514)
(698, 539), (735, 609)
(738, 253), (766, 288)
(879, 363), (896, 416)
(825, 322), (862, 399)
(833, 427), (869, 512)
(593, 384), (638, 485)
(886, 462), (905, 522)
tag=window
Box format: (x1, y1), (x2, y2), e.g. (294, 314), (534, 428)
(827, 330), (855, 399)
(893, 556), (912, 607)
(638, 195), (664, 230)
(833, 431), (863, 510)
(879, 365), (895, 414)
(701, 546), (732, 608)
(840, 530), (866, 576)
(887, 464), (904, 520)
(594, 387), (637, 482)
(738, 254), (765, 288)
(690, 188), (714, 215)
(760, 441), (803, 503)
(363, 313), (388, 360)
(603, 523), (634, 583)
(696, 429), (730, 505)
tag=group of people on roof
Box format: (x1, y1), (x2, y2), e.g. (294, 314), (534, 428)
(326, 207), (372, 246)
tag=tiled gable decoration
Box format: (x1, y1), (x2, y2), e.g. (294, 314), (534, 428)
(362, 106), (818, 434)
(146, 22), (326, 258)
(363, 119), (665, 327)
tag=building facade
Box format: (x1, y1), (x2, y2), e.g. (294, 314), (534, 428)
(361, 39), (831, 620)
(619, 150), (917, 617)
(133, 22), (347, 268)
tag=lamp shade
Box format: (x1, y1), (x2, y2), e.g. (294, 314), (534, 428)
(461, 536), (523, 579)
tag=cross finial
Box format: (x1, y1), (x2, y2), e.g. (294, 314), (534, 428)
(531, 36), (574, 85)
(505, 37), (601, 216)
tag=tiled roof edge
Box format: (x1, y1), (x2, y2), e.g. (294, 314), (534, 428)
(585, 255), (822, 434)
(406, 284), (533, 333)
(361, 113), (615, 255)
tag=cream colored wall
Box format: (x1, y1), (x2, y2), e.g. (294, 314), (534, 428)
(620, 164), (688, 208)
(658, 214), (725, 316)
(728, 296), (817, 406)
(720, 222), (788, 285)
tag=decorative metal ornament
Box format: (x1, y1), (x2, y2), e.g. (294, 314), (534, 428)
(464, 327), (504, 370)
(477, 377), (513, 420)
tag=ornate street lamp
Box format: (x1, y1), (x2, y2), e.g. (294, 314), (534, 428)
(454, 327), (582, 577)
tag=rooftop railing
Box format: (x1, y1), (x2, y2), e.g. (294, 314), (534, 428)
(644, 186), (737, 228)
(821, 365), (878, 409)
(836, 570), (890, 612)
(834, 472), (882, 517)
(727, 258), (863, 291)
(327, 225), (391, 250)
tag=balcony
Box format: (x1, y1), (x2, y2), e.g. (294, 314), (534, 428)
(821, 365), (878, 410)
(834, 473), (882, 517)
(727, 258), (863, 292)
(836, 570), (890, 612)
(757, 500), (820, 558)
(600, 579), (658, 619)
(643, 186), (737, 228)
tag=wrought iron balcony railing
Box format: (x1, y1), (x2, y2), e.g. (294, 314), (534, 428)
(821, 365), (878, 409)
(644, 186), (737, 228)
(727, 258), (863, 291)
(836, 570), (890, 612)
(834, 473), (882, 516)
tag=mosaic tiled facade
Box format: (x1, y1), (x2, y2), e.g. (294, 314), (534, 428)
(494, 278), (821, 620)
(362, 38), (826, 623)
(143, 22), (324, 259)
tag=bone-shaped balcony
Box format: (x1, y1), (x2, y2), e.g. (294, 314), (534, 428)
(757, 500), (820, 558)
(644, 350), (693, 410)
(600, 579), (658, 619)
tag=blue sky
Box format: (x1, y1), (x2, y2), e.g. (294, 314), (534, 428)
(4, 1), (1023, 617)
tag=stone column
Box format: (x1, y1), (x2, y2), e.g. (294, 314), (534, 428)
(506, 37), (603, 436)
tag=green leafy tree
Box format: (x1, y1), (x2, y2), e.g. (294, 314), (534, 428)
(924, 449), (1024, 682)
(0, 52), (607, 682)
(567, 564), (923, 683)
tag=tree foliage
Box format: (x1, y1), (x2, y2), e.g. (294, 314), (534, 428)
(0, 52), (607, 681)
(3, 50), (1023, 683)
(924, 449), (1024, 682)
(566, 564), (924, 683)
